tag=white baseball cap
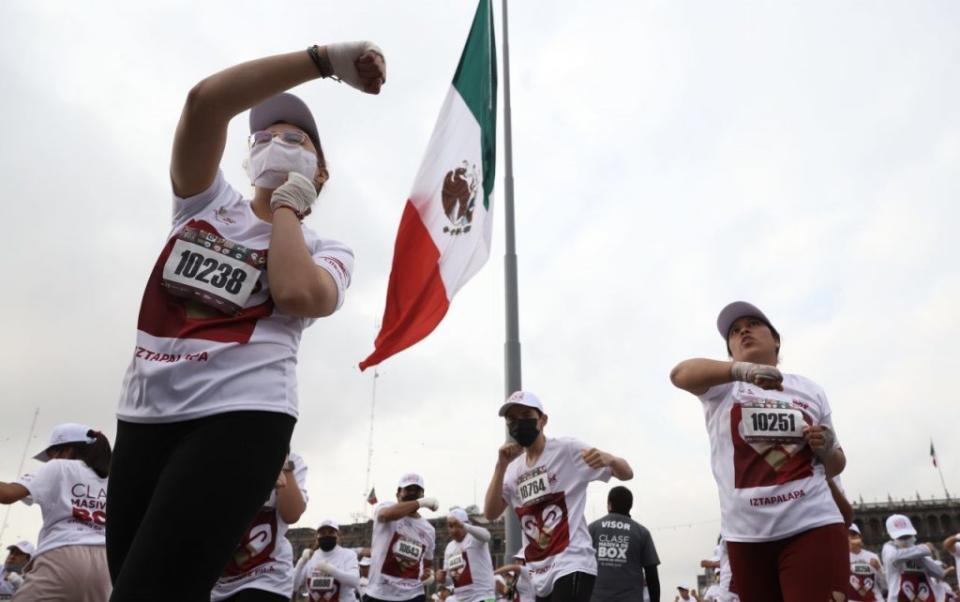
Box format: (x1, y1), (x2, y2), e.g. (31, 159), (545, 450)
(33, 423), (96, 462)
(6, 540), (35, 556)
(677, 584), (692, 591)
(848, 523), (861, 535)
(498, 391), (545, 417)
(886, 514), (917, 539)
(716, 301), (778, 340)
(317, 518), (339, 531)
(398, 473), (425, 489)
(359, 556), (372, 567)
(513, 548), (525, 561)
(447, 508), (469, 523)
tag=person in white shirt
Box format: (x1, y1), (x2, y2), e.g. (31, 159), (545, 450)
(212, 452), (308, 601)
(881, 514), (945, 602)
(943, 533), (960, 584)
(484, 391), (633, 602)
(670, 302), (848, 602)
(494, 551), (536, 602)
(294, 519), (361, 602)
(438, 508), (496, 602)
(0, 423), (113, 601)
(0, 540), (34, 599)
(699, 537), (738, 602)
(365, 473), (439, 602)
(359, 556), (373, 599)
(106, 40), (386, 602)
(847, 523), (884, 602)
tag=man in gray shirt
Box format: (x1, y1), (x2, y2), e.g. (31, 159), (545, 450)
(589, 487), (661, 602)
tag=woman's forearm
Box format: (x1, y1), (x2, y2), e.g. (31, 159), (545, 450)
(268, 209), (339, 317)
(670, 358), (734, 395)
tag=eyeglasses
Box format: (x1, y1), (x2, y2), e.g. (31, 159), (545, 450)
(248, 130), (309, 147)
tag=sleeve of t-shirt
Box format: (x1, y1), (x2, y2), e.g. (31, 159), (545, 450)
(567, 438), (612, 483)
(292, 453), (309, 505)
(373, 501), (394, 522)
(311, 239), (355, 312)
(698, 382), (734, 404)
(953, 542), (960, 559)
(634, 525), (660, 566)
(424, 525), (436, 560)
(588, 521), (599, 548)
(14, 461), (63, 507)
(814, 382), (841, 450)
(172, 169), (229, 224)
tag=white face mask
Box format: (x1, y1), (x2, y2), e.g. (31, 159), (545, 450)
(242, 138), (318, 190)
(896, 535), (917, 548)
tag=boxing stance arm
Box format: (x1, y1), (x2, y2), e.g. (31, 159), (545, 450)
(0, 483), (29, 505)
(670, 359), (736, 395)
(463, 523), (492, 543)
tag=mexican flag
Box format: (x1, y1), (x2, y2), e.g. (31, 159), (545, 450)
(360, 0), (497, 371)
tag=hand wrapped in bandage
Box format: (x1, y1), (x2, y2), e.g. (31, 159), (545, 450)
(325, 41), (386, 94)
(803, 424), (836, 458)
(418, 497), (439, 511)
(731, 361), (783, 391)
(271, 172), (318, 219)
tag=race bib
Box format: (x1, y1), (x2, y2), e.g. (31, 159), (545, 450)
(517, 469), (551, 506)
(393, 538), (424, 563)
(447, 552), (466, 571)
(310, 575), (335, 592)
(741, 406), (805, 443)
(852, 563), (873, 576)
(161, 226), (264, 315)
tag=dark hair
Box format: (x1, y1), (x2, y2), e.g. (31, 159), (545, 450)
(47, 430), (112, 478)
(608, 486), (633, 515)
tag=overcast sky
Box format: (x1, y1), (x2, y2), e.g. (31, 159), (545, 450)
(2, 0), (959, 591)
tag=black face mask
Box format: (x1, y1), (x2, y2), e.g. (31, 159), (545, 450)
(317, 536), (337, 552)
(400, 493), (421, 502)
(509, 418), (540, 447)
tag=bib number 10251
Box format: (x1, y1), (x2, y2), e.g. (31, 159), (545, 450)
(741, 407), (805, 442)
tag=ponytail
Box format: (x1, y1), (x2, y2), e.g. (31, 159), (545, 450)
(83, 430), (112, 478)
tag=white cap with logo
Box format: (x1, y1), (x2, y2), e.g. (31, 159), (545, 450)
(398, 473), (425, 489)
(885, 514), (917, 539)
(6, 540), (35, 556)
(33, 423), (96, 462)
(498, 390), (545, 417)
(318, 518), (339, 531)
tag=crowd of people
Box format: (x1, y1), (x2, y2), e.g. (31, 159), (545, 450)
(0, 36), (957, 602)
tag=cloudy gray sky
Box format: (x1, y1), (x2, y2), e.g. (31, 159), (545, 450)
(2, 0), (958, 591)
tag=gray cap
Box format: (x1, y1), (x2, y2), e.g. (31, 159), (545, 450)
(716, 301), (777, 340)
(249, 93), (323, 160)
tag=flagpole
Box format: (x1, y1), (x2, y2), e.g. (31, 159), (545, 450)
(363, 365), (379, 518)
(500, 0), (523, 558)
(932, 439), (951, 499)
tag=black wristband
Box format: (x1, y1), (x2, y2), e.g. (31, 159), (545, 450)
(307, 45), (333, 78)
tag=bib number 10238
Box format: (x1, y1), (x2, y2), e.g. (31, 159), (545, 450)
(161, 227), (265, 315)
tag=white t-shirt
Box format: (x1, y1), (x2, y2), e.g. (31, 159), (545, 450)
(443, 530), (495, 602)
(514, 566), (535, 602)
(698, 374), (843, 542)
(950, 542), (960, 583)
(501, 437), (612, 597)
(211, 452), (308, 601)
(15, 459), (107, 556)
(881, 541), (942, 602)
(710, 539), (737, 601)
(367, 502), (437, 601)
(118, 170), (354, 423)
(296, 545), (360, 602)
(849, 549), (883, 602)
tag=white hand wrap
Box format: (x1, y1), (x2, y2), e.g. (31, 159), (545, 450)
(317, 561), (335, 575)
(325, 41), (383, 91)
(731, 361), (783, 387)
(418, 496), (439, 511)
(270, 172), (317, 218)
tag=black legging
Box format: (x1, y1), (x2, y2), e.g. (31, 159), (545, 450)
(535, 571), (595, 602)
(222, 589), (289, 601)
(106, 411), (295, 601)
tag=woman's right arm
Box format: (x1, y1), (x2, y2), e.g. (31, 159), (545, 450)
(669, 359), (735, 395)
(171, 44), (384, 197)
